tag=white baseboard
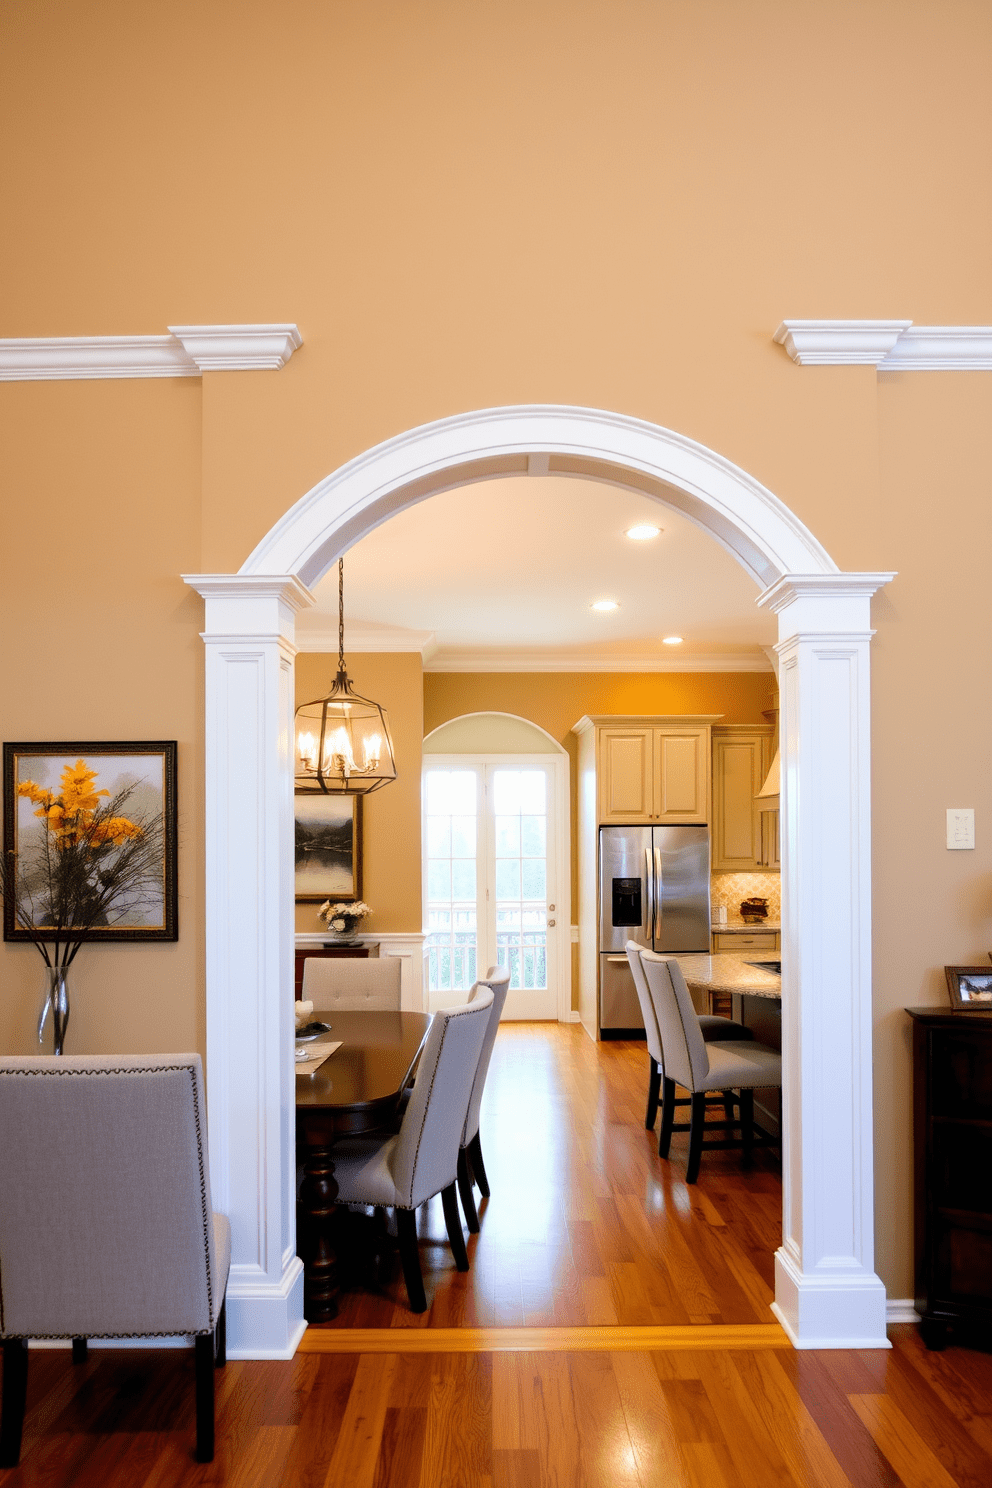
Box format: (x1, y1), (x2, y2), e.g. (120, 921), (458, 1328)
(886, 1299), (921, 1325)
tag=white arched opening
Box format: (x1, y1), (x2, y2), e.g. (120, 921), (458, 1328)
(185, 404), (894, 1357)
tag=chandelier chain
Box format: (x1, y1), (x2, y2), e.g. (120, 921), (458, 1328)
(338, 558), (345, 672)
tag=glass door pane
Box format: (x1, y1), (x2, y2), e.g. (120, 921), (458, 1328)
(424, 769), (478, 993)
(492, 768), (547, 990)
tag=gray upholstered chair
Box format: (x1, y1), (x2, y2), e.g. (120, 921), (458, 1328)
(456, 965), (510, 1232)
(302, 954), (402, 1010)
(625, 941), (754, 1145)
(0, 1054), (230, 1466)
(330, 989), (494, 1312)
(639, 951), (782, 1183)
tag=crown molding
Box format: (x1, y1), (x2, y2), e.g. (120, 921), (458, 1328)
(878, 325), (992, 371)
(168, 323), (302, 371)
(773, 320), (912, 366)
(774, 320), (992, 370)
(424, 648), (774, 673)
(0, 325), (302, 381)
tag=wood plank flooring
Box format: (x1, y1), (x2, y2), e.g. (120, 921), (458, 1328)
(5, 1026), (992, 1485)
(4, 1327), (992, 1486)
(324, 1023), (782, 1329)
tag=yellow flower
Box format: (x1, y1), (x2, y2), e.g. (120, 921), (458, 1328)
(18, 780), (53, 808)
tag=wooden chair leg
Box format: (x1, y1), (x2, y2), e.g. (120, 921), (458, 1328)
(215, 1298), (227, 1368)
(739, 1088), (754, 1168)
(0, 1339), (28, 1469)
(468, 1132), (490, 1198)
(457, 1147), (480, 1232)
(441, 1182), (470, 1272)
(646, 1058), (662, 1130)
(396, 1207), (428, 1313)
(658, 1077), (676, 1158)
(722, 1091), (735, 1125)
(71, 1337), (88, 1364)
(194, 1332), (215, 1463)
(685, 1092), (707, 1184)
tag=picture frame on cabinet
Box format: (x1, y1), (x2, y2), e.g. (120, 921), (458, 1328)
(944, 965), (992, 1008)
(294, 791), (362, 901)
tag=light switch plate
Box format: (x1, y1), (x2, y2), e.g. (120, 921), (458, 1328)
(946, 808), (975, 850)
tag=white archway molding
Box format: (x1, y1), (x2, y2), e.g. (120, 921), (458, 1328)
(242, 404), (837, 590)
(185, 404), (894, 1357)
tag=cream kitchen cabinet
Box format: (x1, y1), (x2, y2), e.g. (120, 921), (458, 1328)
(712, 929), (779, 952)
(711, 725), (775, 872)
(577, 716), (719, 826)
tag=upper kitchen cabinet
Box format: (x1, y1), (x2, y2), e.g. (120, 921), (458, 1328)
(711, 725), (776, 872)
(573, 716), (720, 825)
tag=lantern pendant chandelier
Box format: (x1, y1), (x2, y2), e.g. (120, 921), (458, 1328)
(294, 558), (397, 795)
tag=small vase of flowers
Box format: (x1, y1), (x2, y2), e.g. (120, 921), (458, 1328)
(317, 899), (371, 943)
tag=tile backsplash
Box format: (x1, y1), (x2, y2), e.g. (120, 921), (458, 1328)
(710, 872), (781, 923)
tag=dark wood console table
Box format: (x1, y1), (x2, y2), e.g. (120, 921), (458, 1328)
(908, 1006), (992, 1349)
(296, 1009), (431, 1322)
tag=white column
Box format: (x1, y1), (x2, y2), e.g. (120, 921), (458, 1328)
(184, 573), (315, 1358)
(759, 573), (894, 1348)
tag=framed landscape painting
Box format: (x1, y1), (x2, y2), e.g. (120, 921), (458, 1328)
(294, 792), (362, 902)
(3, 740), (178, 942)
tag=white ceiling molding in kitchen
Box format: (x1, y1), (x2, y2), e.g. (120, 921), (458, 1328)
(774, 320), (992, 370)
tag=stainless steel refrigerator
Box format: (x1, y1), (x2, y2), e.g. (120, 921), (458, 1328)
(598, 824), (711, 1036)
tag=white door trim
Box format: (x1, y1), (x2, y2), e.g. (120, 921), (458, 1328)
(184, 403), (895, 1354)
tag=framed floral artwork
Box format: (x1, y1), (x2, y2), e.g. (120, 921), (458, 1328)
(3, 741), (178, 942)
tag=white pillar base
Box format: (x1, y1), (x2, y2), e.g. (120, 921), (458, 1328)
(225, 1256), (308, 1360)
(772, 1246), (889, 1350)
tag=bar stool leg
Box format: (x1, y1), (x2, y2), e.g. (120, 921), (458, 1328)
(646, 1058), (662, 1130)
(685, 1092), (707, 1184)
(658, 1077), (676, 1158)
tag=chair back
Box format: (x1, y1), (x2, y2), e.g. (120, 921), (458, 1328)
(0, 1054), (224, 1340)
(303, 955), (402, 1010)
(389, 989), (493, 1209)
(625, 942), (664, 1066)
(461, 964), (511, 1145)
(639, 951), (710, 1090)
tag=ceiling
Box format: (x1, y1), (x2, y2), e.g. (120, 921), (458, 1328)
(296, 475), (776, 671)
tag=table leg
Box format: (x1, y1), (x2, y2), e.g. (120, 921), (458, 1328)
(299, 1143), (340, 1322)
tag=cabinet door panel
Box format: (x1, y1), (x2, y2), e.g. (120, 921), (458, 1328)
(655, 731), (707, 821)
(599, 730), (653, 822)
(712, 737), (763, 868)
(931, 1030), (992, 1120)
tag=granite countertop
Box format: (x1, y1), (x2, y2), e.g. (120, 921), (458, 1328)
(676, 952), (781, 999)
(711, 921), (781, 932)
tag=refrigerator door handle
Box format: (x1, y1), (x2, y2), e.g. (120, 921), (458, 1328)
(644, 846), (654, 941)
(654, 846), (663, 942)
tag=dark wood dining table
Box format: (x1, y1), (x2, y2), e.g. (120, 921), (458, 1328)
(296, 1009), (432, 1322)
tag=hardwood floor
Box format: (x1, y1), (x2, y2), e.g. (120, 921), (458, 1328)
(4, 1327), (992, 1486)
(325, 1023), (782, 1329)
(5, 1026), (992, 1485)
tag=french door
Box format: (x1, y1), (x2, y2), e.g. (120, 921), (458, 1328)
(423, 756), (563, 1019)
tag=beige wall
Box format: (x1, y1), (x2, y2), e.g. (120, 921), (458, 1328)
(2, 0), (991, 1298)
(294, 653), (423, 935)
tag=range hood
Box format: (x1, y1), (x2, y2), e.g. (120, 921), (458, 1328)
(756, 748), (779, 805)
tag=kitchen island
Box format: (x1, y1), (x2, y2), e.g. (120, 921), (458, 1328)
(676, 952), (782, 1138)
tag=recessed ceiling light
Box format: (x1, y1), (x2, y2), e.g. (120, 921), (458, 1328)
(662, 635), (683, 645)
(591, 599), (619, 612)
(625, 524), (661, 541)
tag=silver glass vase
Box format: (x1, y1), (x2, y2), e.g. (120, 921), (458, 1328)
(38, 967), (70, 1056)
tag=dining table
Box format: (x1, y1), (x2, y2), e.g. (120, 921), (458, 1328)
(295, 1008), (432, 1322)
